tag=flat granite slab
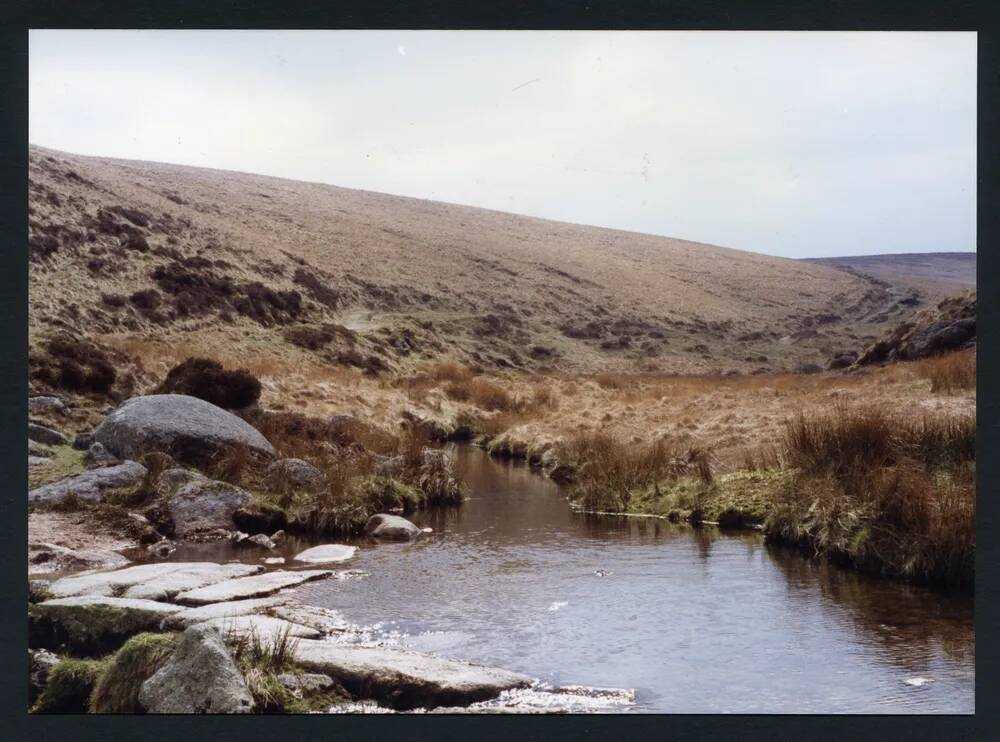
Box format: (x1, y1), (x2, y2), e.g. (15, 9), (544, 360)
(195, 614), (322, 640)
(174, 569), (334, 606)
(30, 595), (185, 655)
(293, 640), (533, 710)
(163, 596), (292, 629)
(47, 562), (263, 600)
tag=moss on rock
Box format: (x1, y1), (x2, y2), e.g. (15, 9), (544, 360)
(89, 632), (180, 713)
(32, 657), (111, 713)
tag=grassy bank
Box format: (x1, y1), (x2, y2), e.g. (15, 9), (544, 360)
(538, 406), (974, 589)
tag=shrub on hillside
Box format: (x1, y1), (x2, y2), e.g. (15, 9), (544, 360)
(154, 357), (261, 409)
(30, 337), (117, 396)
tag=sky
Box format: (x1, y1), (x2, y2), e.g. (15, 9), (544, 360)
(29, 30), (976, 259)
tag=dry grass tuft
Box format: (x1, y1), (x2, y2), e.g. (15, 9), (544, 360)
(912, 349), (976, 393)
(768, 406), (975, 587)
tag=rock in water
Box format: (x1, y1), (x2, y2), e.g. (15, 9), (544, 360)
(174, 569), (333, 605)
(365, 513), (421, 541)
(94, 394), (275, 465)
(294, 544), (357, 564)
(28, 461), (147, 509)
(167, 479), (252, 537)
(293, 640), (532, 710)
(139, 623), (254, 713)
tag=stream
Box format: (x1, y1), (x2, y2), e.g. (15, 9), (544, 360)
(168, 446), (975, 713)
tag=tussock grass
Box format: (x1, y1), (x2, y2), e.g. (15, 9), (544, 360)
(912, 349), (976, 393)
(90, 632), (178, 713)
(767, 406), (975, 587)
(32, 657), (111, 713)
(560, 433), (714, 512)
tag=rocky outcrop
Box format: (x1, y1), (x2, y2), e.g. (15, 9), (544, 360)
(139, 623), (254, 713)
(167, 479), (252, 537)
(29, 595), (184, 655)
(293, 640), (532, 710)
(28, 461), (147, 509)
(854, 290), (976, 366)
(294, 544), (358, 564)
(94, 394), (275, 465)
(266, 457), (327, 493)
(365, 513), (421, 541)
(29, 396), (67, 416)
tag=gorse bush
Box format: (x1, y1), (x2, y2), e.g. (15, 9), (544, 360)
(155, 357), (261, 409)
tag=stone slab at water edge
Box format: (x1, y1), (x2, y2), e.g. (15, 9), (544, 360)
(94, 394), (276, 464)
(174, 569), (334, 605)
(46, 562), (263, 600)
(29, 595), (184, 655)
(293, 640), (533, 710)
(294, 544), (358, 564)
(28, 461), (147, 508)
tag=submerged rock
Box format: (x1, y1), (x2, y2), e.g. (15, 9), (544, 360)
(28, 461), (147, 509)
(174, 569), (333, 605)
(365, 514), (421, 541)
(294, 544), (358, 564)
(139, 623), (253, 714)
(293, 640), (532, 710)
(29, 595), (183, 655)
(94, 394), (275, 465)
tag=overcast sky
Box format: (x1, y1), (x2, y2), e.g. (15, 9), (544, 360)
(29, 31), (976, 258)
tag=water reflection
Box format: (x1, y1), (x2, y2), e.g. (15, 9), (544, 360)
(167, 445), (974, 713)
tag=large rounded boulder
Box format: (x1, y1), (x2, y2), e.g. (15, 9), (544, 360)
(94, 394), (275, 465)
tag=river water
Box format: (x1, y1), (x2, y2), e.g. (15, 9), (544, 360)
(280, 446), (973, 713)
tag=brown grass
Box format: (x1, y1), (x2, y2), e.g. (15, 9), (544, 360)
(912, 349), (976, 393)
(560, 433), (714, 512)
(768, 406), (975, 587)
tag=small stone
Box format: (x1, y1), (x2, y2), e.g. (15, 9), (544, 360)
(72, 432), (96, 450)
(28, 439), (53, 458)
(28, 461), (147, 509)
(263, 557), (285, 565)
(245, 533), (276, 550)
(270, 529), (286, 545)
(84, 442), (119, 467)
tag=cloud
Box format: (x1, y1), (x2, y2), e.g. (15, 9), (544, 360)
(28, 30), (976, 258)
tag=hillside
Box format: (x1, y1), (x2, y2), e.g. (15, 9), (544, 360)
(807, 253), (976, 300)
(29, 145), (928, 377)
